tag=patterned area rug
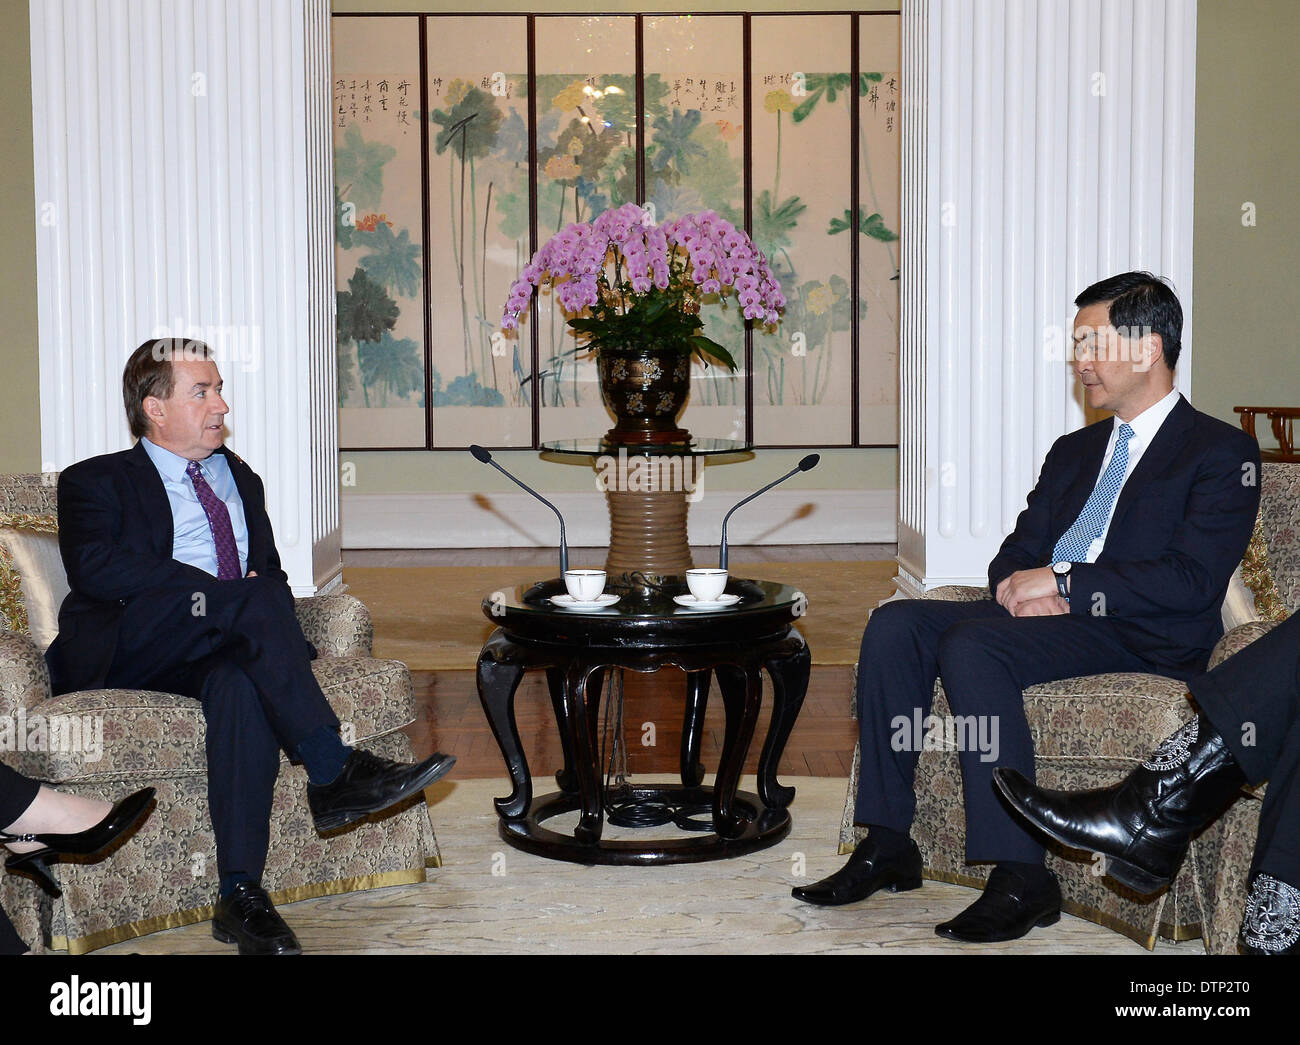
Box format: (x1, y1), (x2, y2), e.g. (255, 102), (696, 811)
(343, 560), (898, 671)
(91, 777), (1183, 956)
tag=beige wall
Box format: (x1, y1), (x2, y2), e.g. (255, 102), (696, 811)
(1192, 0), (1300, 436)
(2, 1), (1296, 482)
(0, 0), (37, 473)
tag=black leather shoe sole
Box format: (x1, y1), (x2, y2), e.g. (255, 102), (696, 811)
(792, 871), (922, 907)
(1100, 855), (1171, 895)
(935, 906), (1060, 943)
(792, 841), (925, 907)
(212, 920), (302, 956)
(312, 754), (456, 832)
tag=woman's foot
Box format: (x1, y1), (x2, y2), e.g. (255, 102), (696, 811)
(2, 787), (112, 854)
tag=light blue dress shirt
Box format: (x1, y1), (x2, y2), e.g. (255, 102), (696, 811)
(141, 437), (250, 577)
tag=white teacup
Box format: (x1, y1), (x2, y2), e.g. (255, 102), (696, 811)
(563, 569), (607, 601)
(685, 568), (728, 602)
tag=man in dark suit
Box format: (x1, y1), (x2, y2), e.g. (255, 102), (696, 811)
(46, 338), (456, 955)
(793, 272), (1262, 942)
(994, 610), (1300, 955)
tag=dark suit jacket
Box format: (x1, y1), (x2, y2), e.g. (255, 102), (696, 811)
(987, 396), (1261, 676)
(45, 441), (290, 695)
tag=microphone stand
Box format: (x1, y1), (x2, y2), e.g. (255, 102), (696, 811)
(469, 445), (569, 574)
(719, 454), (820, 569)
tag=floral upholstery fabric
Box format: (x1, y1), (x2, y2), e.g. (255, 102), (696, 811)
(0, 473), (58, 515)
(0, 730), (438, 955)
(1252, 463), (1300, 615)
(296, 592), (374, 658)
(0, 653), (415, 783)
(0, 473), (439, 954)
(839, 463), (1299, 952)
(840, 668), (1202, 948)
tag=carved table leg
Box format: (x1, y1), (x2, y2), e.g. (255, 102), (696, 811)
(559, 660), (605, 845)
(547, 667), (579, 794)
(712, 661), (761, 839)
(476, 637), (530, 820)
(758, 634), (809, 809)
(680, 670), (710, 786)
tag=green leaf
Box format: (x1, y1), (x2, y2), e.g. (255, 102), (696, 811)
(690, 335), (738, 372)
(861, 212), (899, 242)
(790, 86), (826, 124)
(754, 190), (807, 252)
(827, 209), (899, 242)
(358, 222), (422, 298)
(334, 124), (397, 212)
(430, 86), (505, 162)
(336, 267), (398, 346)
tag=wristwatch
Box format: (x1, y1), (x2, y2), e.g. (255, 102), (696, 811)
(1052, 561), (1072, 601)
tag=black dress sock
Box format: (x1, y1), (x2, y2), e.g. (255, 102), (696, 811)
(865, 824), (911, 853)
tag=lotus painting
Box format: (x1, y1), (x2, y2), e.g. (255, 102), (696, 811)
(332, 12), (899, 450)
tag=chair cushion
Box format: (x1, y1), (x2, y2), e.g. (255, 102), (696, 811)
(6, 655), (416, 783)
(1020, 672), (1192, 756)
(1220, 564), (1259, 631)
(0, 512), (67, 647)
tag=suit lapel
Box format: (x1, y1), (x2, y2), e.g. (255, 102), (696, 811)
(1056, 422), (1112, 533)
(125, 440), (174, 554)
(1108, 395), (1194, 532)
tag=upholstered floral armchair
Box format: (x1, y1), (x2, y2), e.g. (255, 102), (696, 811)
(0, 473), (440, 954)
(838, 462), (1298, 952)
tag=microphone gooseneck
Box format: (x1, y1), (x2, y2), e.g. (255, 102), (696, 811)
(468, 445), (569, 574)
(719, 455), (821, 570)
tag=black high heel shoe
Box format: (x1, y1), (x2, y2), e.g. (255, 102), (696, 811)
(1, 787), (156, 898)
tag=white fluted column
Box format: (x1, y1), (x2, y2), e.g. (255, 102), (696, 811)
(30, 0), (339, 594)
(897, 0), (1196, 594)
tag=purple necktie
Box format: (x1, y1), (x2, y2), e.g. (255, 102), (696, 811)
(186, 460), (241, 580)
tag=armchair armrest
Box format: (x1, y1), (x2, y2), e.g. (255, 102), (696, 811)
(0, 629), (53, 717)
(923, 585), (990, 602)
(295, 593), (374, 658)
(1209, 620), (1279, 671)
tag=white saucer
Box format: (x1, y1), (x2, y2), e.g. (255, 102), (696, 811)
(673, 593), (741, 610)
(549, 593), (620, 611)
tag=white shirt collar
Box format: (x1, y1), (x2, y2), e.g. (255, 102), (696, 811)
(141, 436), (217, 483)
(1114, 387), (1180, 451)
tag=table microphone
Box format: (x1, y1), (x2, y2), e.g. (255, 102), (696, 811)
(469, 445), (569, 573)
(719, 453), (820, 569)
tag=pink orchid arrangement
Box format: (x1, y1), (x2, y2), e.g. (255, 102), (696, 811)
(501, 203), (785, 371)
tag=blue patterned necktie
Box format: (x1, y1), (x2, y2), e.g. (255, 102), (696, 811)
(1051, 422), (1135, 563)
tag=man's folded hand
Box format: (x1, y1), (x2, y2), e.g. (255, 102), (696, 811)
(1011, 594), (1069, 617)
(996, 567), (1061, 616)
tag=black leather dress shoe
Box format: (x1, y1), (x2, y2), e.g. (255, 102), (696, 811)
(935, 864), (1061, 943)
(308, 749), (456, 832)
(993, 715), (1246, 894)
(212, 883), (301, 955)
(1239, 874), (1300, 955)
(791, 836), (923, 906)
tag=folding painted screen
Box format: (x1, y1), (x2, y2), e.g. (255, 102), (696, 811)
(332, 12), (899, 450)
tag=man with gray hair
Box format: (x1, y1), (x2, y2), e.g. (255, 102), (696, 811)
(45, 338), (455, 955)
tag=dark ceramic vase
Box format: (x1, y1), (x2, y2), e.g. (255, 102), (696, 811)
(596, 344), (692, 445)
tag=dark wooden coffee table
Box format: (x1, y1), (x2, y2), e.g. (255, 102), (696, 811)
(476, 576), (810, 865)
